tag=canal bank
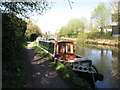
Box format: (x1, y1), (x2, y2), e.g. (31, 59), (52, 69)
(85, 39), (119, 47)
(60, 37), (119, 47)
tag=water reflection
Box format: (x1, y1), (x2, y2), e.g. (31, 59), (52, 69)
(76, 44), (119, 88)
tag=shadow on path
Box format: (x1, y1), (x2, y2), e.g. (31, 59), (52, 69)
(26, 42), (70, 88)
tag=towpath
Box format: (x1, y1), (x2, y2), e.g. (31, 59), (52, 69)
(26, 42), (70, 88)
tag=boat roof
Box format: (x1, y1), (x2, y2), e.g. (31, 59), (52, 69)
(39, 40), (74, 44)
(57, 41), (74, 43)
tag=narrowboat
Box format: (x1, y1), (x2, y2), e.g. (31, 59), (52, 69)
(38, 39), (104, 85)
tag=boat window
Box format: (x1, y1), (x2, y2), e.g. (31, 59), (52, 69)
(66, 45), (68, 53)
(62, 45), (66, 54)
(70, 44), (73, 53)
(57, 43), (74, 54)
(56, 45), (59, 54)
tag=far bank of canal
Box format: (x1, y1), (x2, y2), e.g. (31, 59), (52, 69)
(76, 43), (120, 88)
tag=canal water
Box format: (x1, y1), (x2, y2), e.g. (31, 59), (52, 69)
(76, 43), (120, 88)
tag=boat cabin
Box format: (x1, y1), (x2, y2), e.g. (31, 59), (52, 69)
(54, 41), (76, 61)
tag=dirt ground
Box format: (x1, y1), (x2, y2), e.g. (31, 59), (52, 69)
(26, 42), (70, 88)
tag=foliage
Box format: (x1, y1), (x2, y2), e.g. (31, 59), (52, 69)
(111, 1), (120, 29)
(67, 19), (85, 35)
(91, 2), (111, 34)
(2, 13), (27, 61)
(77, 34), (88, 43)
(106, 31), (112, 36)
(30, 34), (38, 41)
(58, 18), (86, 38)
(86, 31), (113, 39)
(87, 32), (105, 39)
(25, 20), (42, 41)
(75, 30), (114, 44)
(111, 0), (119, 14)
(2, 13), (28, 88)
(33, 41), (37, 47)
(3, 46), (27, 88)
(33, 41), (52, 61)
(88, 22), (99, 32)
(33, 41), (48, 56)
(58, 26), (68, 37)
(1, 1), (53, 18)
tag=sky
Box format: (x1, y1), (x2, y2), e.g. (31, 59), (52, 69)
(31, 0), (112, 34)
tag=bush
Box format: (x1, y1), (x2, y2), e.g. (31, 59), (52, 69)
(25, 20), (42, 41)
(106, 31), (112, 36)
(2, 13), (27, 62)
(76, 34), (88, 43)
(2, 45), (27, 88)
(30, 34), (38, 41)
(2, 13), (28, 87)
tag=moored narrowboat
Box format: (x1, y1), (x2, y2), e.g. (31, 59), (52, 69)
(38, 39), (103, 85)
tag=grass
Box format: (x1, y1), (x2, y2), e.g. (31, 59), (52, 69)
(33, 41), (92, 89)
(27, 41), (32, 44)
(33, 41), (52, 60)
(3, 43), (27, 88)
(53, 62), (92, 89)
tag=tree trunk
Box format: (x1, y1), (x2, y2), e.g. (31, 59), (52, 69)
(100, 27), (103, 35)
(106, 29), (107, 35)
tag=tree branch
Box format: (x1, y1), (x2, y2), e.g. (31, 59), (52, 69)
(67, 0), (72, 9)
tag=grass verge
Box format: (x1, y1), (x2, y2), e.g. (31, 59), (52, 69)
(53, 62), (92, 89)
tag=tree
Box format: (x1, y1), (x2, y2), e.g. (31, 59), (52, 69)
(112, 0), (119, 13)
(91, 2), (111, 34)
(88, 21), (99, 33)
(58, 18), (86, 38)
(58, 26), (68, 37)
(67, 18), (85, 36)
(1, 0), (74, 19)
(25, 20), (42, 40)
(1, 1), (53, 18)
(111, 1), (120, 28)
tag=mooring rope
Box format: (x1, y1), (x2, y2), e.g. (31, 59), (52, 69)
(92, 72), (96, 89)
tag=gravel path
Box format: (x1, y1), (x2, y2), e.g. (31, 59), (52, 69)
(26, 42), (70, 88)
